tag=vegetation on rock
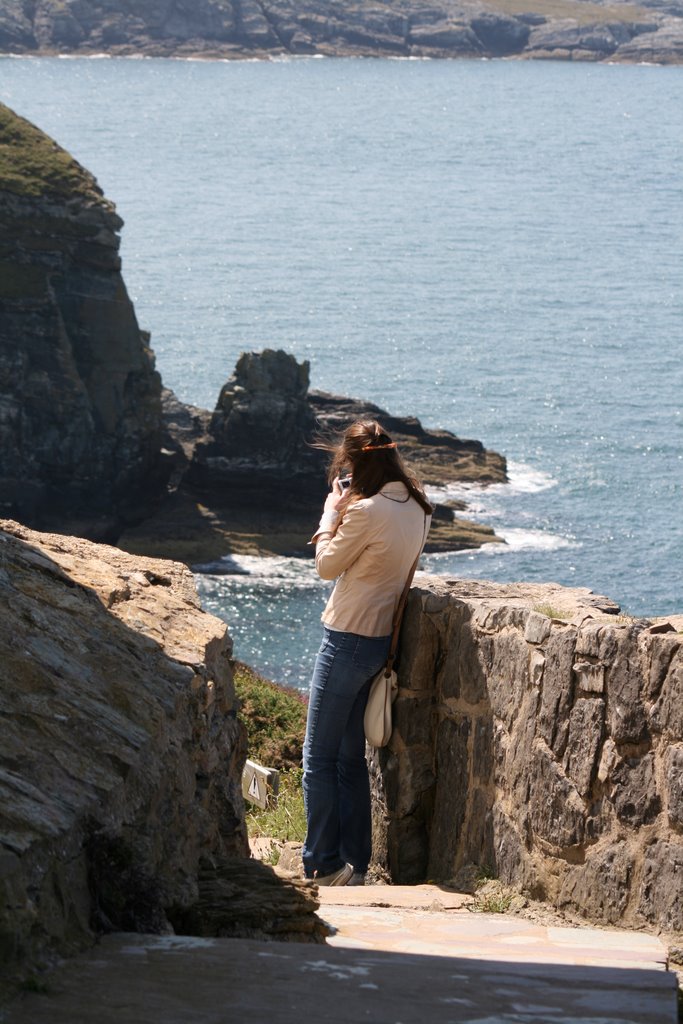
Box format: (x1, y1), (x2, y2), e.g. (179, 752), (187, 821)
(234, 662), (308, 846)
(0, 103), (103, 201)
(234, 661), (307, 772)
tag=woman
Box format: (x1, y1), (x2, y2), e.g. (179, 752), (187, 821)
(302, 419), (432, 885)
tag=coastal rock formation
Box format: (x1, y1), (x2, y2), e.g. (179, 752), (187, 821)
(0, 103), (167, 542)
(309, 390), (506, 488)
(370, 576), (683, 939)
(0, 0), (681, 63)
(0, 519), (322, 987)
(187, 349), (320, 510)
(120, 348), (506, 562)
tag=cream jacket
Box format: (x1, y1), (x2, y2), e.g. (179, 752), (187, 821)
(313, 481), (431, 637)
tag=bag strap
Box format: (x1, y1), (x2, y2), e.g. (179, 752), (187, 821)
(384, 513), (428, 677)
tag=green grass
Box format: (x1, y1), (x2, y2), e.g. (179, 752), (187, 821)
(533, 603), (571, 621)
(0, 102), (103, 201)
(482, 0), (652, 26)
(469, 890), (514, 914)
(234, 661), (308, 772)
(246, 768), (307, 847)
(234, 662), (308, 847)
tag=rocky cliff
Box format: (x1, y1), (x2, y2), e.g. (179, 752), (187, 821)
(370, 576), (683, 939)
(119, 348), (507, 563)
(0, 519), (323, 991)
(0, 0), (682, 63)
(0, 103), (167, 542)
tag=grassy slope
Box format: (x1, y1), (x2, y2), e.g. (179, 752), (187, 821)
(0, 102), (103, 201)
(234, 661), (308, 844)
(234, 661), (307, 772)
(482, 0), (653, 24)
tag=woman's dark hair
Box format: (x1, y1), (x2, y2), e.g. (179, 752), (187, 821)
(323, 419), (433, 515)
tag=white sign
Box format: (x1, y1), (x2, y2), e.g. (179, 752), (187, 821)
(242, 759), (280, 810)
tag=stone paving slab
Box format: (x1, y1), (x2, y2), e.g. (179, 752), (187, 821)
(317, 886), (670, 971)
(1, 931), (677, 1024)
(320, 883), (473, 910)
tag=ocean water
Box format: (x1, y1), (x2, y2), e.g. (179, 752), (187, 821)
(1, 56), (681, 687)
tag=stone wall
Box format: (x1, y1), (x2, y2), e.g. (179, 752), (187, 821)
(371, 576), (683, 938)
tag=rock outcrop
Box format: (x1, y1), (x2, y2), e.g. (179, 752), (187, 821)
(370, 576), (683, 939)
(0, 103), (167, 542)
(120, 349), (507, 563)
(187, 349), (321, 511)
(0, 519), (323, 990)
(0, 0), (681, 63)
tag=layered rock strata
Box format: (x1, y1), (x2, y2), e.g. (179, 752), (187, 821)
(0, 0), (682, 64)
(370, 576), (683, 939)
(120, 349), (506, 562)
(0, 519), (322, 989)
(0, 103), (167, 541)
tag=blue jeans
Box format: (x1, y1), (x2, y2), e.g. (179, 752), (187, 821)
(302, 627), (391, 878)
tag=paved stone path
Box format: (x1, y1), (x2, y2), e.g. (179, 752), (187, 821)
(3, 885), (677, 1023)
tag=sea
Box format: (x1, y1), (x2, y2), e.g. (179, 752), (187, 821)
(1, 55), (681, 688)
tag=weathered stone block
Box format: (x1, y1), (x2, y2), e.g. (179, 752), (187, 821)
(427, 717), (470, 879)
(638, 840), (683, 932)
(388, 818), (429, 884)
(563, 698), (604, 797)
(665, 744), (683, 828)
(397, 597), (440, 690)
(605, 636), (649, 745)
(485, 630), (531, 729)
(611, 753), (661, 826)
(393, 695), (434, 748)
(385, 749), (435, 819)
(575, 622), (618, 663)
(528, 746), (586, 849)
(573, 660), (605, 694)
(642, 634), (681, 701)
(472, 716), (494, 782)
(649, 647), (683, 737)
(436, 638), (462, 700)
(525, 611), (551, 645)
(559, 842), (633, 925)
(537, 629), (577, 755)
(492, 805), (542, 898)
(497, 692), (540, 807)
(465, 788), (494, 868)
(529, 649), (545, 685)
(597, 737), (618, 783)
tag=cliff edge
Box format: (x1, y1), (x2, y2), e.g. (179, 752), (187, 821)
(0, 103), (168, 542)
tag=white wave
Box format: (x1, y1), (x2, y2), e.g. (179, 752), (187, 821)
(503, 461), (558, 494)
(428, 461), (556, 507)
(55, 53), (102, 59)
(495, 528), (576, 552)
(194, 552), (321, 585)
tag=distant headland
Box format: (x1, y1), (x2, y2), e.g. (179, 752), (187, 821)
(0, 0), (682, 64)
(0, 101), (507, 564)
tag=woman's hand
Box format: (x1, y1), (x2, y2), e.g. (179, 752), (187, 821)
(323, 477), (345, 513)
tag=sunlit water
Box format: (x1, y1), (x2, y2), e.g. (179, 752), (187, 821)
(2, 56), (681, 687)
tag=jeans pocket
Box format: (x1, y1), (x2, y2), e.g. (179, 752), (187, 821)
(351, 634), (391, 677)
